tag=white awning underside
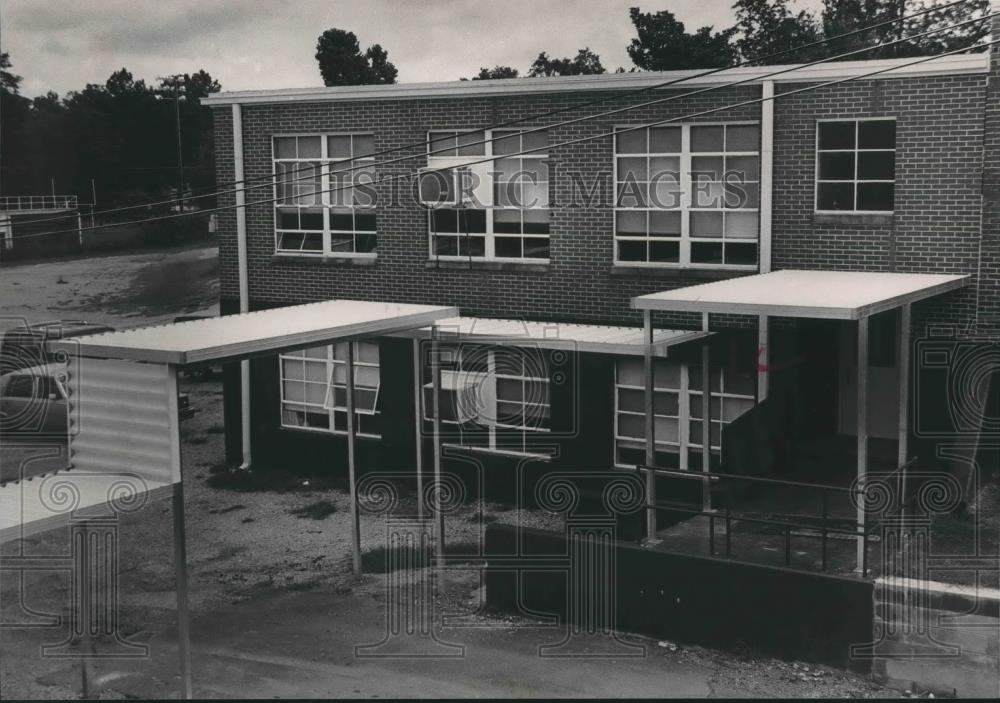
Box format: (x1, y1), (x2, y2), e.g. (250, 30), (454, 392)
(404, 316), (710, 356)
(632, 270), (969, 320)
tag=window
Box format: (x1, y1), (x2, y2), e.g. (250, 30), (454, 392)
(423, 345), (551, 456)
(422, 129), (550, 261)
(816, 119), (895, 212)
(614, 357), (755, 469)
(273, 134), (377, 256)
(279, 342), (381, 437)
(615, 123), (760, 268)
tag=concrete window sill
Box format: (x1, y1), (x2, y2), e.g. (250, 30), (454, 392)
(610, 265), (753, 282)
(813, 212), (894, 226)
(271, 254), (378, 267)
(425, 259), (550, 273)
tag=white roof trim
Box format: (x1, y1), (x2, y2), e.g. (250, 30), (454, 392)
(203, 54), (987, 107)
(632, 270), (970, 320)
(398, 316), (710, 357)
(52, 300), (458, 365)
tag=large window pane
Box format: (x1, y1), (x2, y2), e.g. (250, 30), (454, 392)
(818, 121), (856, 149)
(817, 182), (855, 211)
(858, 120), (895, 149)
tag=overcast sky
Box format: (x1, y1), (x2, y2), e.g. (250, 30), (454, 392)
(2, 0), (824, 98)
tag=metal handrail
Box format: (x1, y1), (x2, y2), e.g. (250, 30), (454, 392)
(640, 458), (918, 577)
(639, 464), (861, 494)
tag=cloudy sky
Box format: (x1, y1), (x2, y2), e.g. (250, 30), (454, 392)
(2, 0), (823, 98)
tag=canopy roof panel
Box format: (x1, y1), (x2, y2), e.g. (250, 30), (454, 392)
(52, 300), (458, 365)
(403, 316), (710, 356)
(632, 270), (969, 320)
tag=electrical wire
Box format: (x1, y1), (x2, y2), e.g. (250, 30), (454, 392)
(15, 0), (979, 228)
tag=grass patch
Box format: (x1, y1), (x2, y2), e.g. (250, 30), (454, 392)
(205, 425), (226, 434)
(361, 541), (481, 574)
(289, 500), (337, 520)
(187, 436), (210, 445)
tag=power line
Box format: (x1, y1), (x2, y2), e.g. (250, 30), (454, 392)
(17, 0), (978, 227)
(11, 32), (998, 242)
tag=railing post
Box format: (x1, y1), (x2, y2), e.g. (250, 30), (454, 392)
(784, 526), (791, 566)
(708, 514), (715, 556)
(725, 506), (732, 557)
(821, 490), (829, 571)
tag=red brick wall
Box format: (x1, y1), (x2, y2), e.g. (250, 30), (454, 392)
(213, 69), (990, 333)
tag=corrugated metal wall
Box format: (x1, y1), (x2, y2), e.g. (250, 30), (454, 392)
(69, 358), (180, 484)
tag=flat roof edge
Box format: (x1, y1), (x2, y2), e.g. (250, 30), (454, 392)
(203, 54), (987, 107)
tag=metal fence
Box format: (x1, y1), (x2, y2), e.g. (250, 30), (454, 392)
(0, 195), (79, 212)
(639, 458), (919, 577)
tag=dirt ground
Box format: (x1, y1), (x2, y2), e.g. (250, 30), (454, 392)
(0, 243), (218, 335)
(0, 245), (899, 699)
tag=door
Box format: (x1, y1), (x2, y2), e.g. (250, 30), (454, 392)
(837, 310), (899, 440)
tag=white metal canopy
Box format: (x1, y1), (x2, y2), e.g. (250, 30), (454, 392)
(51, 300), (458, 365)
(5, 299), (459, 698)
(401, 316), (710, 356)
(632, 269), (969, 319)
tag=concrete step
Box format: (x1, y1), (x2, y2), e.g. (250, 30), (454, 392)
(874, 608), (999, 657)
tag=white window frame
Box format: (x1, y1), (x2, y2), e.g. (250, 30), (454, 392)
(613, 358), (755, 470)
(814, 117), (896, 215)
(279, 341), (381, 438)
(613, 121), (761, 270)
(423, 345), (551, 458)
(424, 129), (550, 263)
(272, 132), (377, 258)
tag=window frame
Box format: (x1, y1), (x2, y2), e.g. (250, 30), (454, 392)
(613, 121), (761, 271)
(422, 344), (552, 458)
(271, 132), (378, 259)
(424, 129), (551, 263)
(278, 341), (382, 438)
(613, 358), (755, 470)
(814, 117), (896, 215)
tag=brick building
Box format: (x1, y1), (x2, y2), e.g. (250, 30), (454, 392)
(203, 40), (1000, 499)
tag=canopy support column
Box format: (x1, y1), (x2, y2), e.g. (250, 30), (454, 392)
(346, 342), (361, 577)
(758, 314), (769, 401)
(898, 304), (912, 513)
(856, 316), (869, 573)
(701, 313), (712, 512)
(172, 483), (193, 699)
(643, 310), (657, 540)
(413, 339), (425, 521)
(232, 103), (252, 470)
(431, 327), (445, 573)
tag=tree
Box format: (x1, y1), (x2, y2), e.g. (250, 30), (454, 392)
(469, 65), (520, 80)
(821, 0), (990, 60)
(315, 28), (398, 86)
(733, 0), (824, 63)
(528, 48), (606, 77)
(1, 52), (22, 94)
(627, 7), (738, 70)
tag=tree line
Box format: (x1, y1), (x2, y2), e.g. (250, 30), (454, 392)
(317, 1), (989, 84)
(0, 61), (220, 210)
